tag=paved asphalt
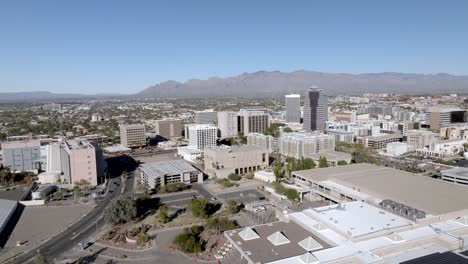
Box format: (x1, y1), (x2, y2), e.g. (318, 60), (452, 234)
(4, 171), (135, 264)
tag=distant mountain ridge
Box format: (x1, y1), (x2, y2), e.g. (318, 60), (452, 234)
(2, 70), (467, 103)
(0, 91), (122, 103)
(137, 70), (468, 97)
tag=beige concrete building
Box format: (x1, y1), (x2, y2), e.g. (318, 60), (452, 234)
(120, 124), (146, 148)
(278, 132), (335, 159)
(403, 130), (439, 151)
(204, 145), (269, 179)
(357, 133), (402, 149)
(238, 108), (271, 135)
(247, 133), (276, 153)
(63, 139), (101, 186)
(154, 118), (183, 139)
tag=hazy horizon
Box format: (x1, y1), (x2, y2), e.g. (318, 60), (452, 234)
(1, 0), (467, 94)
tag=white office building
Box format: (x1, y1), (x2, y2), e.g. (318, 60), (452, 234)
(285, 94), (301, 124)
(187, 124), (217, 150)
(217, 111), (238, 139)
(278, 132), (335, 159)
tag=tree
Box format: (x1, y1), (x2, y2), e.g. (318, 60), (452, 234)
(273, 155), (284, 181)
(158, 204), (170, 223)
(104, 196), (138, 224)
(284, 189), (299, 201)
(337, 160), (348, 166)
(319, 156), (329, 168)
(237, 132), (247, 144)
(189, 199), (210, 218)
(173, 226), (203, 253)
(205, 217), (239, 234)
(227, 200), (238, 214)
(137, 233), (150, 246)
(228, 173), (241, 181)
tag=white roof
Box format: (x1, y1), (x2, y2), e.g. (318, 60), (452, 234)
(103, 145), (131, 153)
(267, 231), (290, 246)
(306, 201), (411, 238)
(298, 236), (323, 251)
(239, 227), (260, 241)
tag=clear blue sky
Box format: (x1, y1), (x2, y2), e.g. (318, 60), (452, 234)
(1, 0), (467, 94)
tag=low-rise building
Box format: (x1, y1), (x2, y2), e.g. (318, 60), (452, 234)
(357, 134), (402, 149)
(177, 146), (203, 162)
(253, 171), (275, 183)
(204, 145), (269, 179)
(138, 160), (202, 190)
(1, 140), (42, 172)
(278, 132), (335, 159)
(416, 138), (467, 157)
(385, 142), (409, 157)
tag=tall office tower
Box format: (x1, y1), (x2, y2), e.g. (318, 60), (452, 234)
(155, 118), (183, 139)
(187, 124), (217, 150)
(303, 87), (328, 131)
(238, 108), (271, 135)
(285, 94), (301, 123)
(194, 110), (218, 125)
(120, 124), (146, 148)
(218, 111), (238, 139)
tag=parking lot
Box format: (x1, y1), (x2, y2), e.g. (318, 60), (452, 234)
(0, 204), (94, 262)
(218, 189), (265, 204)
(0, 186), (29, 201)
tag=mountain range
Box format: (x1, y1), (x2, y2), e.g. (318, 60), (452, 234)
(1, 71), (468, 102)
(137, 70), (468, 97)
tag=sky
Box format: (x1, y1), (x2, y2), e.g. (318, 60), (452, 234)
(1, 0), (467, 94)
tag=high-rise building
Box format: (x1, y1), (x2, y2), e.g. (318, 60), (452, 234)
(155, 119), (183, 139)
(120, 124), (146, 148)
(217, 111), (238, 139)
(1, 140), (42, 172)
(187, 124), (217, 150)
(303, 87), (328, 131)
(285, 94), (301, 123)
(238, 108), (271, 135)
(194, 110), (218, 125)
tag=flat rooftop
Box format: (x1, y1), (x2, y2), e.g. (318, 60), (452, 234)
(139, 159), (198, 178)
(309, 150), (351, 161)
(366, 134), (402, 141)
(1, 140), (41, 149)
(226, 220), (330, 264)
(442, 167), (468, 179)
(65, 139), (93, 150)
(305, 201), (412, 238)
(293, 163), (468, 215)
(206, 145), (266, 153)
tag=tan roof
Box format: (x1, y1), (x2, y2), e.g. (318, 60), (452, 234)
(293, 163), (468, 215)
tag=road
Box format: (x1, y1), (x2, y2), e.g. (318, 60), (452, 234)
(4, 171), (135, 264)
